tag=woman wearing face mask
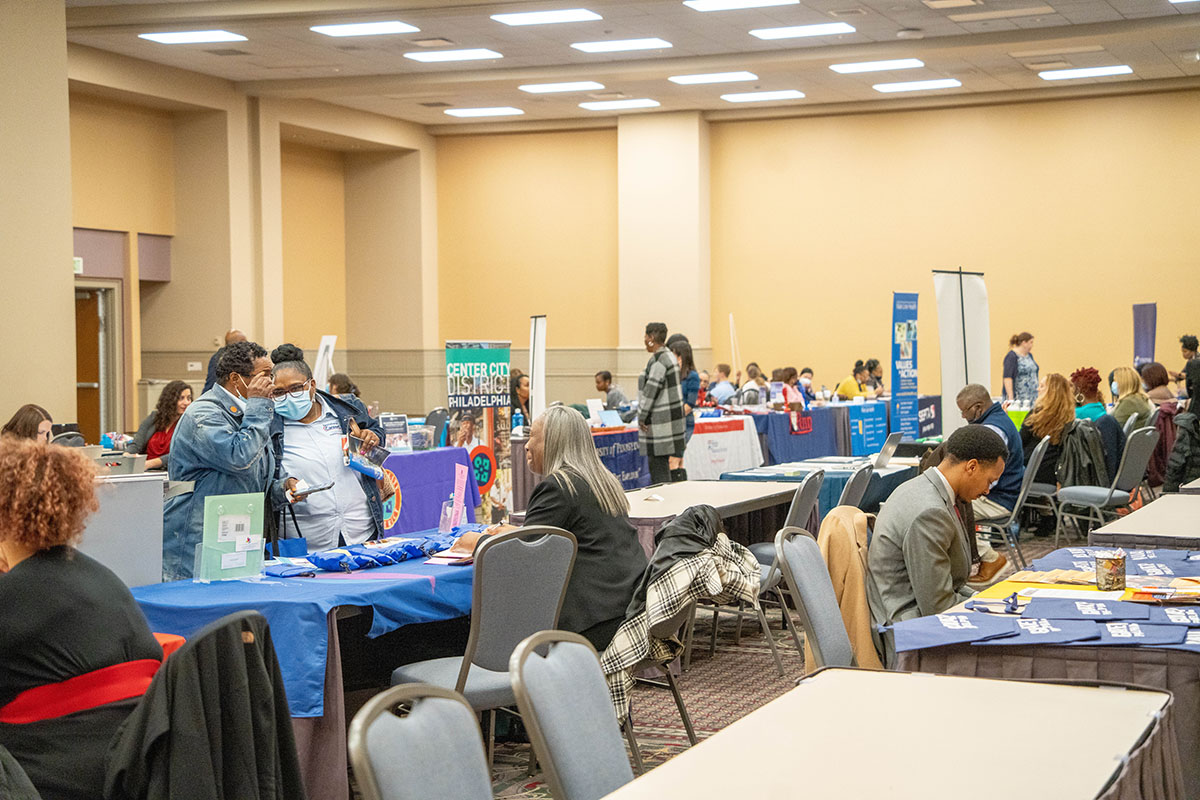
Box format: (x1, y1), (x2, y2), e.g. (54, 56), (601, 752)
(779, 367), (806, 408)
(1140, 362), (1176, 406)
(267, 344), (387, 553)
(162, 340), (279, 581)
(126, 381), (192, 470)
(1111, 366), (1153, 430)
(798, 368), (817, 403)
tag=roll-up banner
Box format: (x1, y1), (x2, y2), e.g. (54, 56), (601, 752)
(1133, 303), (1156, 367)
(890, 292), (920, 438)
(445, 341), (512, 523)
(933, 269), (990, 437)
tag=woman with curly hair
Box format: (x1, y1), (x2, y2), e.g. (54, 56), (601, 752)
(0, 438), (162, 800)
(1070, 367), (1107, 421)
(126, 381), (192, 470)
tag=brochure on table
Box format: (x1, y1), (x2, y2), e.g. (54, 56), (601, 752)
(193, 492), (265, 582)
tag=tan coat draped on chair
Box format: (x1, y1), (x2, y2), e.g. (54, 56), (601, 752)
(804, 506), (883, 671)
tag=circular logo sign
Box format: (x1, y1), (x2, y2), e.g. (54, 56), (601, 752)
(380, 468), (402, 530)
(469, 446), (497, 495)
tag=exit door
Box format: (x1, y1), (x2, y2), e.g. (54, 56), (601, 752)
(75, 286), (121, 444)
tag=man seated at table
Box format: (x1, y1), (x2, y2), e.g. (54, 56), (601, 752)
(595, 370), (628, 410)
(866, 425), (1008, 666)
(707, 364), (737, 405)
(957, 384), (1025, 584)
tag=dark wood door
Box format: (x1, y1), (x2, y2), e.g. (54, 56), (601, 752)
(75, 290), (101, 444)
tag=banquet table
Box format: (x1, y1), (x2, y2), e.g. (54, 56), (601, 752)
(602, 668), (1179, 800)
(1089, 494), (1200, 550)
(720, 458), (917, 518)
(896, 549), (1200, 795)
(132, 534), (477, 800)
(623, 480), (797, 553)
(1184, 478), (1200, 495)
(380, 447), (481, 533)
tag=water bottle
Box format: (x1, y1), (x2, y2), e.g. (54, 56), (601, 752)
(512, 409), (524, 432)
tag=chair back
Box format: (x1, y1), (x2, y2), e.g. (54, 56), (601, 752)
(460, 526), (577, 677)
(1122, 414), (1140, 438)
(425, 407), (449, 447)
(510, 631), (634, 800)
(775, 527), (854, 669)
(1010, 435), (1051, 519)
(836, 464), (873, 509)
(1112, 427), (1161, 494)
(785, 470), (825, 532)
(348, 684), (493, 800)
(1148, 406), (1160, 431)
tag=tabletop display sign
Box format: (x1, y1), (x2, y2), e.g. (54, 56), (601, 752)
(446, 340), (512, 523)
(890, 292), (920, 438)
(1133, 303), (1156, 367)
(193, 492), (264, 583)
(848, 402), (888, 455)
(379, 413), (411, 452)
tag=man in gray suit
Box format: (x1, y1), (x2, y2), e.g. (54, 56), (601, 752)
(867, 425), (1009, 665)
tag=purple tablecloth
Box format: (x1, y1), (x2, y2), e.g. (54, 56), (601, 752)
(381, 448), (481, 533)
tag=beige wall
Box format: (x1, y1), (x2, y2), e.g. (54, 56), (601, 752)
(710, 89), (1200, 396)
(437, 128), (619, 349)
(280, 141), (346, 348)
(70, 93), (175, 235)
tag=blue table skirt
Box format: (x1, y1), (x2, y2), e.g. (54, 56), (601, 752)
(763, 407), (841, 463)
(133, 539), (476, 718)
(721, 464), (916, 519)
(382, 448), (482, 533)
(592, 428), (650, 490)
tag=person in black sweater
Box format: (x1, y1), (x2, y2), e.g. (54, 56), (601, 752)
(520, 405), (648, 651)
(0, 437), (162, 800)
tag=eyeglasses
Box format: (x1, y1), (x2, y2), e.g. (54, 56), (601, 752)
(271, 380), (311, 400)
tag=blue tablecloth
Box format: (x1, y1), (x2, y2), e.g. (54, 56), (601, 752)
(721, 462), (916, 518)
(763, 406), (841, 463)
(382, 447), (482, 533)
(592, 428), (650, 490)
(133, 535), (477, 717)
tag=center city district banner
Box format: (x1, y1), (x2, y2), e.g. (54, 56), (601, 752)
(446, 341), (512, 523)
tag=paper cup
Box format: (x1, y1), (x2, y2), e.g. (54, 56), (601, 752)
(1095, 553), (1126, 591)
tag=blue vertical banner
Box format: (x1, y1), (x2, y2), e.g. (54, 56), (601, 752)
(1133, 303), (1156, 367)
(891, 292), (920, 437)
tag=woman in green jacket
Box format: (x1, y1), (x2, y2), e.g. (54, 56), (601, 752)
(1111, 366), (1153, 430)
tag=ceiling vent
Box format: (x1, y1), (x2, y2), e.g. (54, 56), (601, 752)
(923, 0), (979, 7)
(1026, 60), (1071, 70)
(411, 37), (456, 48)
(829, 8), (868, 16)
(419, 101), (452, 107)
(587, 91), (631, 100)
(205, 48), (250, 56)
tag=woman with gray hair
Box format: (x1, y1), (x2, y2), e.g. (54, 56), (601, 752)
(522, 404), (648, 650)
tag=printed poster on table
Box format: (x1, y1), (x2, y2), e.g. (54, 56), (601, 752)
(890, 292), (920, 438)
(446, 341), (512, 523)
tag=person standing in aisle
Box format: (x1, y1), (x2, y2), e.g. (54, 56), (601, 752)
(637, 322), (686, 485)
(1002, 332), (1038, 406)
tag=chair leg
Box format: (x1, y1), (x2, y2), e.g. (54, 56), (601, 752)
(734, 601), (744, 645)
(682, 602), (696, 672)
(778, 591), (804, 655)
(709, 608), (718, 656)
(1053, 502), (1063, 548)
(623, 717), (644, 775)
(486, 708), (496, 772)
(660, 667), (698, 746)
(755, 604), (785, 677)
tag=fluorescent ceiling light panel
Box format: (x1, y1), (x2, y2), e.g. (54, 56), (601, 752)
(750, 22), (856, 39)
(830, 58), (923, 73)
(579, 98), (660, 110)
(668, 70), (758, 84)
(491, 8), (602, 25)
(310, 21), (419, 36)
(404, 48), (502, 62)
(873, 78), (961, 92)
(1169, 1), (1199, 4)
(948, 5), (1054, 21)
(519, 80), (605, 93)
(721, 89), (805, 102)
(139, 30), (246, 44)
(683, 0), (799, 11)
(571, 37), (672, 52)
(444, 107), (525, 117)
(1038, 64), (1132, 80)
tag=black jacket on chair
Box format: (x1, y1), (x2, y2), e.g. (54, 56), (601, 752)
(104, 611), (306, 800)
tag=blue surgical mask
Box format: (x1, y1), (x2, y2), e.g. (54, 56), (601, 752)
(274, 392), (313, 420)
(1111, 380), (1120, 397)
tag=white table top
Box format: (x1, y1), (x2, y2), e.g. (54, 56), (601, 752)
(1182, 477), (1200, 495)
(625, 480), (796, 521)
(1092, 494), (1200, 538)
(603, 668), (1167, 800)
(737, 459), (916, 478)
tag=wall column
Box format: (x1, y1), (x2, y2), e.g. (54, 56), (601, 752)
(0, 1), (77, 418)
(616, 111), (711, 380)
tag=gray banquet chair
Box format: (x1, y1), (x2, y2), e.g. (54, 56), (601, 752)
(1055, 427), (1160, 543)
(749, 468), (825, 566)
(836, 463), (874, 509)
(973, 435), (1050, 570)
(1122, 413), (1140, 438)
(774, 526), (855, 669)
(390, 526), (577, 767)
(510, 631), (635, 800)
(348, 683), (493, 800)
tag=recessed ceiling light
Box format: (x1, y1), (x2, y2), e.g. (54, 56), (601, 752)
(830, 58), (923, 74)
(444, 107), (525, 118)
(721, 89), (805, 102)
(139, 30), (247, 44)
(310, 21), (419, 37)
(1169, 0), (1200, 4)
(668, 71), (758, 84)
(683, 0), (799, 10)
(872, 78), (961, 92)
(404, 48), (503, 62)
(750, 22), (856, 39)
(1038, 64), (1133, 80)
(579, 98), (661, 110)
(492, 8), (602, 25)
(519, 81), (606, 93)
(923, 0), (978, 7)
(571, 37), (672, 53)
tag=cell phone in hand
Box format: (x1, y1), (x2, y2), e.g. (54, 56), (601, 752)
(292, 481), (334, 500)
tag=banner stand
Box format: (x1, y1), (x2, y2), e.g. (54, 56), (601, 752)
(933, 268), (991, 438)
